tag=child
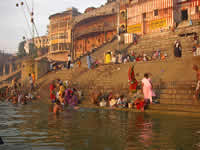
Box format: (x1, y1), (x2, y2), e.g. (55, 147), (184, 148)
(77, 59), (81, 68)
(192, 46), (197, 56)
(59, 91), (65, 106)
(53, 100), (63, 114)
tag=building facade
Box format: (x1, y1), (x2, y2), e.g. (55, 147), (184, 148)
(25, 35), (49, 56)
(72, 1), (118, 59)
(125, 0), (200, 34)
(48, 7), (80, 61)
(33, 35), (49, 49)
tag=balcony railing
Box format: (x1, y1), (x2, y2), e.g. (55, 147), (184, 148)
(74, 24), (116, 39)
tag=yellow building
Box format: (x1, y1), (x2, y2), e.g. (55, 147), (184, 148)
(26, 35), (49, 56)
(33, 35), (49, 49)
(48, 7), (80, 61)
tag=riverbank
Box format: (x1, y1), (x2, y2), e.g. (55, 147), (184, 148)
(79, 103), (200, 117)
(32, 65), (200, 115)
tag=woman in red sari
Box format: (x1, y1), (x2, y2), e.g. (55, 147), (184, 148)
(50, 81), (56, 103)
(128, 65), (138, 93)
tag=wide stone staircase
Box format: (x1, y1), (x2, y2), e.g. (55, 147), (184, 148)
(126, 24), (200, 59)
(39, 24), (200, 112)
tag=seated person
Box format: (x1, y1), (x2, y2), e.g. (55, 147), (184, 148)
(12, 95), (18, 104)
(90, 91), (101, 105)
(109, 98), (117, 107)
(59, 91), (65, 106)
(99, 99), (107, 107)
(134, 96), (145, 112)
(117, 96), (123, 108)
(21, 95), (27, 105)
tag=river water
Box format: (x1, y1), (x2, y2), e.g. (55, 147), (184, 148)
(0, 101), (200, 150)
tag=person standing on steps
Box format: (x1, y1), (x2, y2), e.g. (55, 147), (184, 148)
(67, 55), (71, 69)
(193, 64), (200, 100)
(0, 136), (4, 145)
(87, 53), (92, 69)
(141, 73), (155, 104)
(29, 73), (33, 92)
(128, 65), (138, 94)
(174, 40), (182, 57)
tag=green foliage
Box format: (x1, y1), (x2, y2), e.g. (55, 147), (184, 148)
(17, 41), (26, 57)
(17, 41), (38, 58)
(29, 43), (38, 58)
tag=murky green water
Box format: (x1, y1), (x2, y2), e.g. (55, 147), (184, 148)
(0, 101), (200, 150)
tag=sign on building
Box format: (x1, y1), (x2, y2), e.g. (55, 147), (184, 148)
(150, 18), (167, 30)
(127, 24), (142, 33)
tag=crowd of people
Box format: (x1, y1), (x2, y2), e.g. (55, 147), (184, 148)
(89, 65), (158, 112)
(85, 49), (168, 70)
(90, 90), (150, 112)
(104, 49), (168, 65)
(0, 73), (38, 105)
(49, 79), (82, 114)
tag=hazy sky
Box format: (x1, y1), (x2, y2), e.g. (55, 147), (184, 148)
(0, 0), (107, 53)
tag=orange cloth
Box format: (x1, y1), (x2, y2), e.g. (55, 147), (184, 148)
(32, 73), (35, 83)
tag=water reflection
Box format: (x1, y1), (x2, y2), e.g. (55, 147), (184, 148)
(0, 101), (200, 150)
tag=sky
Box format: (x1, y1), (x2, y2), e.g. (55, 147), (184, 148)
(0, 0), (107, 54)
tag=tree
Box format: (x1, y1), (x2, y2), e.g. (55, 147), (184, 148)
(29, 42), (37, 58)
(17, 41), (26, 57)
(17, 40), (38, 58)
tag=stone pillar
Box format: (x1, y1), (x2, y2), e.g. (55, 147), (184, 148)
(3, 64), (6, 76)
(0, 64), (3, 76)
(9, 64), (13, 74)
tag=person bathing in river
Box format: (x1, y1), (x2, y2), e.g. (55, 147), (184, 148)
(141, 73), (155, 104)
(193, 64), (200, 100)
(53, 100), (63, 114)
(50, 81), (56, 103)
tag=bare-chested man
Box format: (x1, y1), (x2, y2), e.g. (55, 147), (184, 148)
(193, 64), (200, 100)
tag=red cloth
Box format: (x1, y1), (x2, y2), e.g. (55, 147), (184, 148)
(136, 101), (145, 110)
(128, 66), (138, 92)
(50, 84), (56, 100)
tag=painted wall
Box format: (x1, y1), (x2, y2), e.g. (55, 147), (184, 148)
(21, 58), (50, 82)
(74, 31), (116, 58)
(127, 0), (174, 34)
(73, 15), (117, 58)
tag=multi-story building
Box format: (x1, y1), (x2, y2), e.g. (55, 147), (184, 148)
(25, 35), (49, 56)
(119, 0), (129, 32)
(33, 35), (49, 49)
(48, 7), (80, 61)
(126, 0), (200, 34)
(72, 0), (118, 59)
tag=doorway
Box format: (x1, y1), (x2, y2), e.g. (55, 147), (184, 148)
(181, 9), (188, 20)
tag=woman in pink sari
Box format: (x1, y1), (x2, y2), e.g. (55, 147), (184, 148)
(141, 73), (155, 103)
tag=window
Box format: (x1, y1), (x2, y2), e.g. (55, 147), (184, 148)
(164, 8), (168, 14)
(196, 6), (199, 13)
(143, 13), (146, 19)
(154, 9), (158, 16)
(112, 8), (115, 13)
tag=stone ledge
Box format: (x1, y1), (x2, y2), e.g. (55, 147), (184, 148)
(80, 103), (200, 116)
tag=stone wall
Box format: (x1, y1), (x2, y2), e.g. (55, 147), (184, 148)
(73, 1), (118, 26)
(21, 58), (50, 82)
(35, 59), (50, 80)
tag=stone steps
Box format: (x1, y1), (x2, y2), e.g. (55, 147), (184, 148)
(149, 103), (200, 113)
